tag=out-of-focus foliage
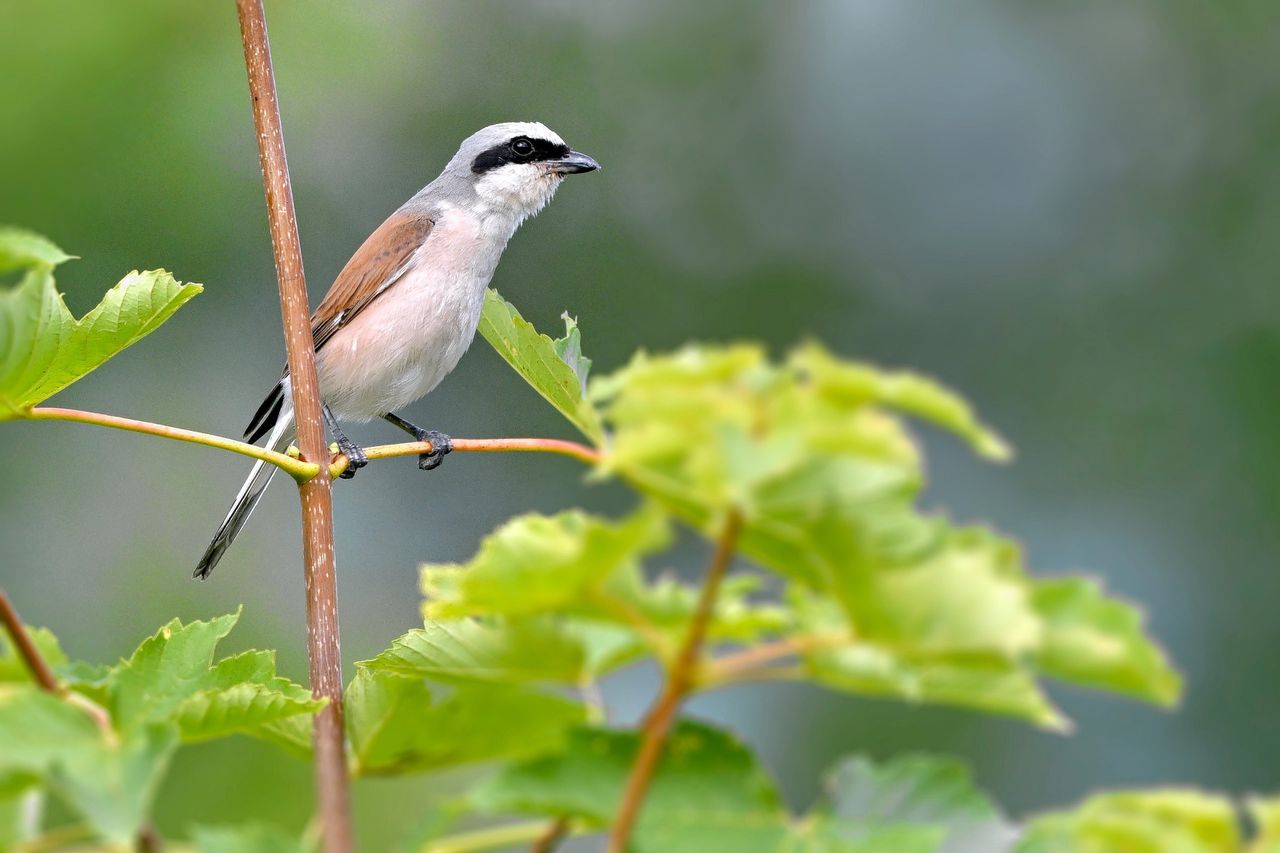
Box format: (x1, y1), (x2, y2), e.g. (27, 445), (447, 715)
(437, 733), (1013, 852)
(1017, 790), (1240, 853)
(191, 824), (312, 853)
(344, 668), (584, 776)
(0, 612), (317, 847)
(0, 229), (201, 419)
(454, 310), (1180, 730)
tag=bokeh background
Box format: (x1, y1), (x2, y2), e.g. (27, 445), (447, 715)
(3, 0), (1279, 846)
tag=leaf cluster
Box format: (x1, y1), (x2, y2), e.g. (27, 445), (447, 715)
(0, 611), (319, 848)
(0, 239), (1242, 852)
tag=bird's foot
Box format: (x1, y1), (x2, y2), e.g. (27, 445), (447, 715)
(382, 412), (452, 471)
(333, 437), (368, 480)
(415, 430), (453, 471)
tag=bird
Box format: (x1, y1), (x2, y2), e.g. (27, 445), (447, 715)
(194, 121), (600, 579)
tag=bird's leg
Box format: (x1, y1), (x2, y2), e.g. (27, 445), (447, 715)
(323, 405), (367, 480)
(383, 411), (453, 471)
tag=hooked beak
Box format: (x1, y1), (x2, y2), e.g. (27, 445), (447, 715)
(552, 150), (601, 175)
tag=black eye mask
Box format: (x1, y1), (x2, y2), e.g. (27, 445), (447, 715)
(472, 137), (571, 174)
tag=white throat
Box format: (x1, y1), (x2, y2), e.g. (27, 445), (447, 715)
(473, 167), (565, 224)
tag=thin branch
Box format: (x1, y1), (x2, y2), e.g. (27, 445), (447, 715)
(425, 820), (581, 853)
(699, 631), (849, 687)
(0, 589), (59, 692)
(704, 664), (807, 686)
(608, 511), (744, 853)
(0, 590), (135, 839)
(0, 593), (113, 738)
(530, 819), (571, 853)
(25, 407), (598, 483)
(25, 406), (318, 482)
(235, 2), (352, 851)
(330, 436), (600, 477)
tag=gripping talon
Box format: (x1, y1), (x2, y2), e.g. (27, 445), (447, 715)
(383, 412), (451, 473)
(418, 430), (452, 471)
(336, 438), (368, 480)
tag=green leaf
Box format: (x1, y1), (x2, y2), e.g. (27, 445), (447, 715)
(472, 720), (788, 852)
(0, 263), (202, 418)
(422, 507), (670, 619)
(602, 568), (791, 646)
(553, 311), (593, 394)
(1032, 577), (1182, 706)
(785, 527), (1061, 727)
(790, 342), (1012, 461)
(193, 823), (311, 853)
(0, 685), (177, 845)
(0, 625), (67, 683)
(811, 754), (1014, 850)
(470, 729), (1016, 851)
(345, 669), (584, 776)
(1018, 789), (1240, 853)
(174, 680), (323, 743)
(361, 619), (590, 685)
(107, 612), (322, 743)
(0, 226), (73, 273)
(417, 507), (783, 678)
(478, 289), (604, 442)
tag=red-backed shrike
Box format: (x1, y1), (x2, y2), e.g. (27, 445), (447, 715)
(195, 122), (599, 579)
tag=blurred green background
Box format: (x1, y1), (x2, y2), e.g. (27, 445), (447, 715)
(3, 0), (1279, 847)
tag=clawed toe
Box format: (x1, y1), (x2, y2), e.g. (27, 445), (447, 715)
(336, 440), (368, 480)
(418, 430), (452, 471)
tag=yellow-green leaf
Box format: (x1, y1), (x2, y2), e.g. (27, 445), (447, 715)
(0, 226), (74, 273)
(1018, 789), (1240, 853)
(478, 289), (604, 442)
(0, 262), (201, 418)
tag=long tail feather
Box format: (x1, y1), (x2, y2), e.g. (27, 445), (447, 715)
(194, 409), (295, 580)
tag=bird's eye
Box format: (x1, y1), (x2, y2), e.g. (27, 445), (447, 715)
(511, 138), (535, 158)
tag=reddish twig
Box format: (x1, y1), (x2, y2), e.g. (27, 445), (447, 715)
(331, 436), (600, 477)
(235, 2), (352, 851)
(608, 511), (744, 853)
(0, 589), (59, 692)
(701, 631), (849, 686)
(530, 819), (571, 853)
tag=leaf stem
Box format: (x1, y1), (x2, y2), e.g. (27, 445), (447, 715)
(699, 632), (849, 687)
(530, 818), (572, 853)
(25, 406), (318, 482)
(0, 595), (113, 737)
(235, 1), (351, 850)
(0, 589), (59, 693)
(608, 510), (744, 853)
(424, 820), (580, 853)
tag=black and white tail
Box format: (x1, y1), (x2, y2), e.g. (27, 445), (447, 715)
(193, 380), (293, 580)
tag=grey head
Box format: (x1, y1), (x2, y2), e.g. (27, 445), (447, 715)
(426, 121), (600, 220)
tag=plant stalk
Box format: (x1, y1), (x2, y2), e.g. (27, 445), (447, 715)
(235, 2), (352, 850)
(424, 819), (581, 853)
(607, 510), (744, 853)
(0, 589), (59, 693)
(25, 406), (318, 481)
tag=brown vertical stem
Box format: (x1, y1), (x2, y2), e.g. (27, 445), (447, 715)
(0, 589), (60, 693)
(234, 2), (352, 851)
(607, 511), (744, 853)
